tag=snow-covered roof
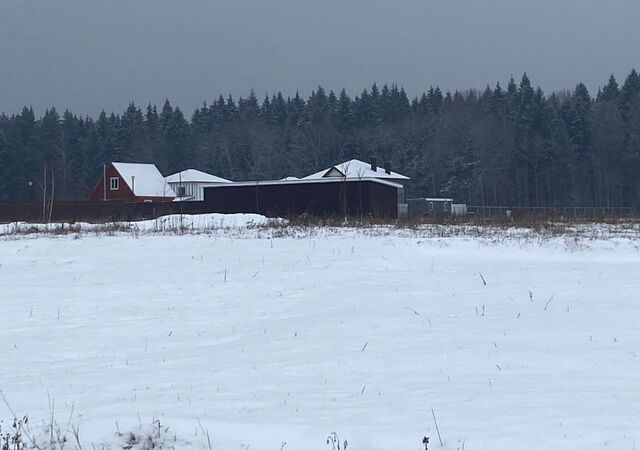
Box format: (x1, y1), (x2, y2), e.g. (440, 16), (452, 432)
(206, 177), (403, 189)
(303, 159), (410, 180)
(165, 169), (232, 184)
(112, 162), (176, 198)
(280, 176), (300, 181)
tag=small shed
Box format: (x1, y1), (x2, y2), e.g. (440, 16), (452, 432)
(407, 198), (453, 217)
(89, 162), (176, 202)
(166, 169), (232, 201)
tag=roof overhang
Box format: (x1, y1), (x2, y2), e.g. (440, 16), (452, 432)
(205, 177), (404, 189)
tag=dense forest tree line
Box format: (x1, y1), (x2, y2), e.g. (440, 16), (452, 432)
(1, 71), (639, 207)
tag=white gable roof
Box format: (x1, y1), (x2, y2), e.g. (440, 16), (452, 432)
(112, 162), (176, 197)
(303, 159), (410, 180)
(165, 169), (232, 184)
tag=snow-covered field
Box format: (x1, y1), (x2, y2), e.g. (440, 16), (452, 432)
(0, 213), (276, 235)
(1, 216), (639, 449)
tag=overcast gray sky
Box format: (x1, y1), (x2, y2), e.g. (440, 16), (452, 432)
(1, 0), (638, 116)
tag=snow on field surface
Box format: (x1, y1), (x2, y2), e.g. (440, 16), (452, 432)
(0, 213), (275, 235)
(1, 223), (640, 449)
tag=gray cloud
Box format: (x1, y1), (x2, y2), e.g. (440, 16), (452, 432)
(1, 0), (638, 115)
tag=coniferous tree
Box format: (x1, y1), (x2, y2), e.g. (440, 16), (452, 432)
(2, 71), (640, 208)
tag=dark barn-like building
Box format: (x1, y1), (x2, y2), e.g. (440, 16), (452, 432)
(203, 178), (403, 218)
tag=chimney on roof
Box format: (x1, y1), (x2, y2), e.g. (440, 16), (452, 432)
(384, 161), (391, 175)
(370, 157), (377, 172)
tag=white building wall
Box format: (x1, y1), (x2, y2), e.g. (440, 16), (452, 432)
(169, 181), (227, 201)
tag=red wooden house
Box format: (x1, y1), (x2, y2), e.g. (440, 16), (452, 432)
(90, 162), (176, 202)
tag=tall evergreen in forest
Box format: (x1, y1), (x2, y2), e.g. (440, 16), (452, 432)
(1, 70), (640, 208)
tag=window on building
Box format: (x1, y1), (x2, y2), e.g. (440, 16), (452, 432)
(109, 177), (119, 190)
(177, 186), (186, 197)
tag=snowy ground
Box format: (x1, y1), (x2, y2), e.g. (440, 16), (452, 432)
(1, 216), (639, 449)
(0, 213), (276, 235)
